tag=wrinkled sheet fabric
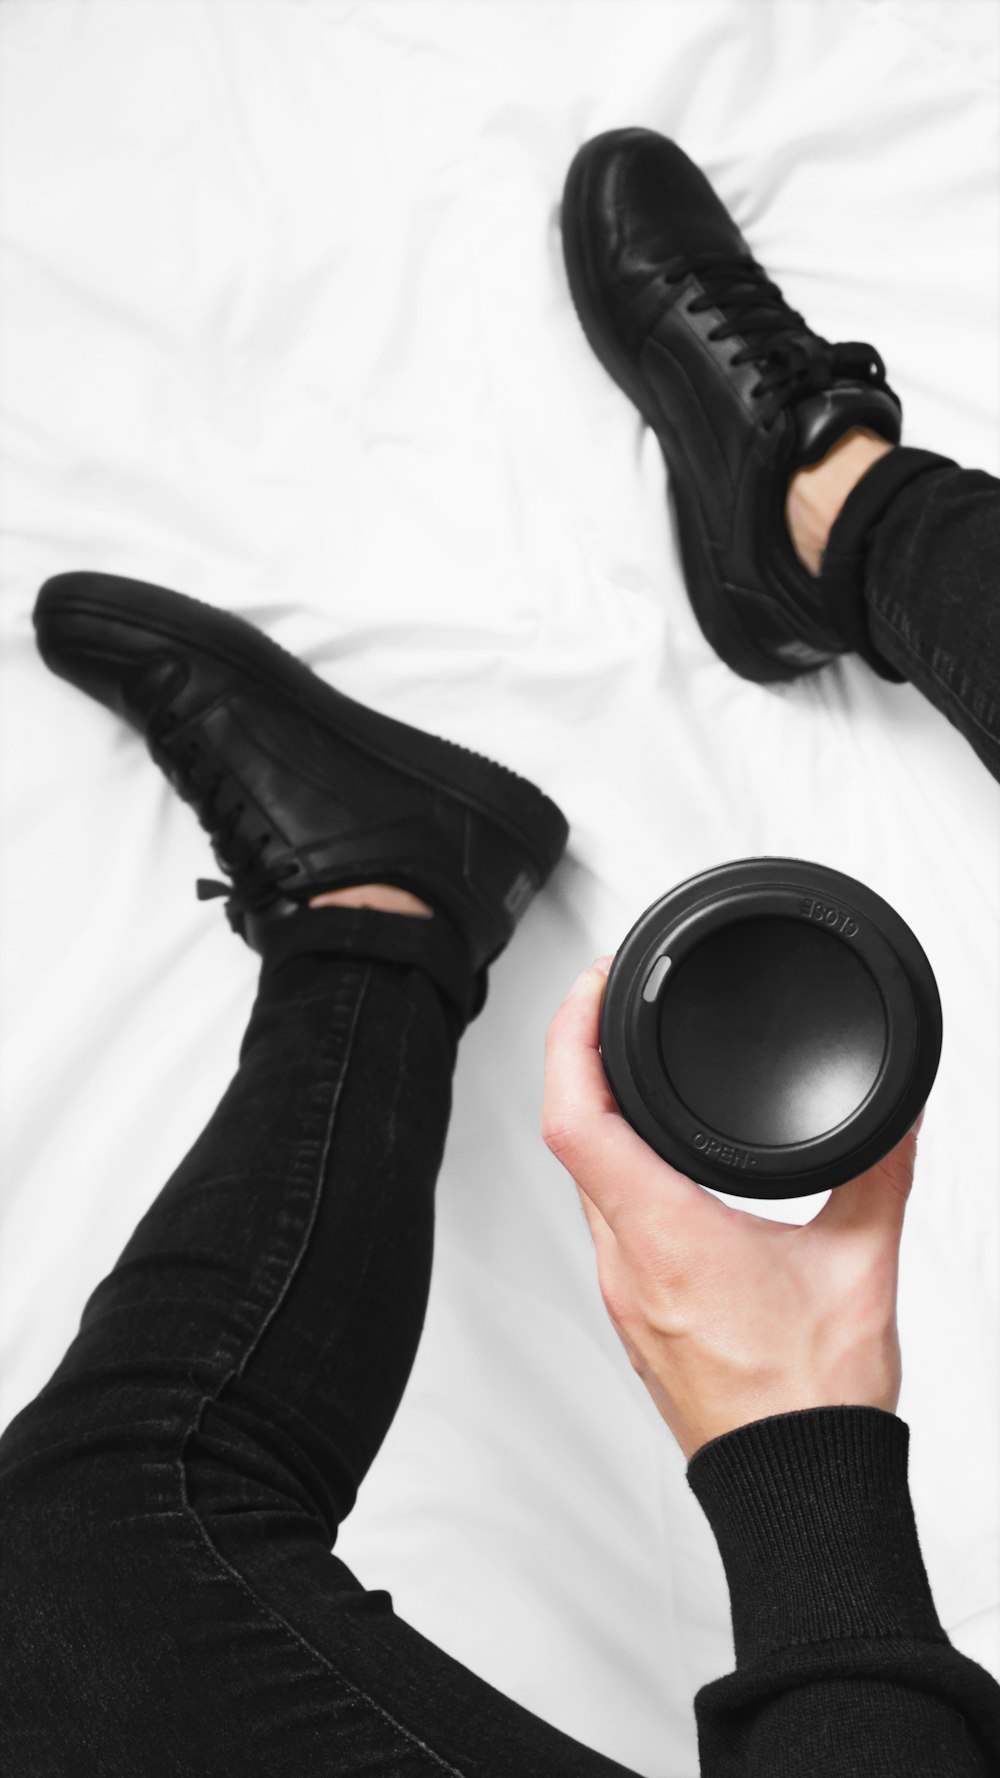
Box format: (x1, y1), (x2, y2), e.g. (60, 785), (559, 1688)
(1, 3), (997, 1772)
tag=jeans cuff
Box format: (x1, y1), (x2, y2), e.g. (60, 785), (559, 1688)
(255, 903), (486, 1035)
(819, 446), (959, 684)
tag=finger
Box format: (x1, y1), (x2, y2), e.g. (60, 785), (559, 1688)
(811, 1116), (922, 1240)
(542, 957), (707, 1234)
(543, 957), (621, 1125)
(574, 1181), (615, 1252)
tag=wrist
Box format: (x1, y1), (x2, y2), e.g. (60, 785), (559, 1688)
(687, 1405), (945, 1667)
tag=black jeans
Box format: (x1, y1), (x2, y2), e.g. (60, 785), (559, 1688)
(822, 446), (1000, 783)
(1, 906), (644, 1777)
(1, 456), (998, 1777)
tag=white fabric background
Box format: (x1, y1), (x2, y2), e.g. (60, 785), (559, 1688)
(1, 2), (998, 1772)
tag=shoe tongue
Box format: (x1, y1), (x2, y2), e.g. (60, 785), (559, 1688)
(791, 383), (902, 469)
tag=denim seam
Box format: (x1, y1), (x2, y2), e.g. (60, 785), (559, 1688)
(176, 962), (470, 1778)
(869, 604), (1000, 751)
(309, 994), (418, 1392)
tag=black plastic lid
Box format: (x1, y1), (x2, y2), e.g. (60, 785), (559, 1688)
(598, 858), (942, 1199)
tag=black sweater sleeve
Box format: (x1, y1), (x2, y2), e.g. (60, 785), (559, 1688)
(686, 1406), (1000, 1777)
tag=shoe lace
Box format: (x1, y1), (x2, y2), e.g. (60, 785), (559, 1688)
(664, 251), (888, 420)
(147, 707), (298, 922)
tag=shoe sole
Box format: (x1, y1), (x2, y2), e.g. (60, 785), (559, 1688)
(34, 573), (570, 885)
(560, 147), (802, 685)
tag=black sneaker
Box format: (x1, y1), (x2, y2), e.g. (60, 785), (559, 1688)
(561, 128), (902, 682)
(33, 572), (569, 1002)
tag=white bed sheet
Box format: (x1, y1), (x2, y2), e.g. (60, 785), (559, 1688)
(1, 3), (998, 1771)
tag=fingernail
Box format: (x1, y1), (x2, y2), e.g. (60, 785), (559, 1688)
(569, 955), (612, 995)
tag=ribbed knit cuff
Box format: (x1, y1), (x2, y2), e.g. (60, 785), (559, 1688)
(687, 1406), (946, 1667)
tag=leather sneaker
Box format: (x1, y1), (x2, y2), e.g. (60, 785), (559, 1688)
(33, 572), (569, 1008)
(561, 128), (903, 682)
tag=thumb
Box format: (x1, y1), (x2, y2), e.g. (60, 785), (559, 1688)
(542, 953), (708, 1239)
(813, 1113), (923, 1238)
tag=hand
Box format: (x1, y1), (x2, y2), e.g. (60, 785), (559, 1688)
(541, 955), (922, 1462)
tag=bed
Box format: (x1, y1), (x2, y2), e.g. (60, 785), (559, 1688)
(1, 3), (997, 1771)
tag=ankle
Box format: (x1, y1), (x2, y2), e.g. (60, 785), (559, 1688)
(785, 427), (895, 576)
(309, 883), (434, 918)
